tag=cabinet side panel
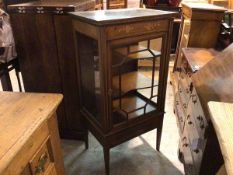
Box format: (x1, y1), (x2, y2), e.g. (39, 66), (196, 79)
(54, 15), (85, 139)
(10, 13), (66, 133)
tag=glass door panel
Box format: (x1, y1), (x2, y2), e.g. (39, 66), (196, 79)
(111, 38), (162, 126)
(76, 33), (102, 124)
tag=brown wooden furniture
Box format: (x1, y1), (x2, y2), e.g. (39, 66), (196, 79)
(174, 3), (225, 70)
(0, 92), (65, 175)
(70, 8), (177, 175)
(7, 0), (96, 141)
(210, 0), (233, 9)
(171, 44), (233, 175)
(208, 102), (233, 175)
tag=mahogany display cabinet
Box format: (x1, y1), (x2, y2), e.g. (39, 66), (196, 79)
(70, 8), (178, 175)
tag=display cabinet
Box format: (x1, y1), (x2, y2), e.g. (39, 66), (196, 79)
(70, 8), (177, 175)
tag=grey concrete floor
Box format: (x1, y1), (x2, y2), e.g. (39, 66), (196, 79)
(4, 65), (184, 175)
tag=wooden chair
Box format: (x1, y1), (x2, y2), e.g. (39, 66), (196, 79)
(0, 49), (22, 91)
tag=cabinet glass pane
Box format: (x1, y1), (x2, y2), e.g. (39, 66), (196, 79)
(111, 38), (162, 126)
(76, 33), (101, 123)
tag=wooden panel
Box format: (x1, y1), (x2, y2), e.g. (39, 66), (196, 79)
(189, 20), (223, 48)
(29, 138), (52, 175)
(106, 20), (169, 40)
(10, 13), (66, 133)
(44, 164), (57, 175)
(47, 114), (65, 175)
(72, 20), (99, 40)
(54, 15), (85, 138)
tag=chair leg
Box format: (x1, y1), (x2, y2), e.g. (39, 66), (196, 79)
(1, 73), (12, 91)
(156, 123), (163, 151)
(103, 147), (110, 175)
(15, 70), (22, 92)
(14, 58), (22, 92)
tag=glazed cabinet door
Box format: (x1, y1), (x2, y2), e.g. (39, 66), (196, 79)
(109, 33), (168, 130)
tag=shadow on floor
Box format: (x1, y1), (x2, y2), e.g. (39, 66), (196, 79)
(61, 131), (183, 175)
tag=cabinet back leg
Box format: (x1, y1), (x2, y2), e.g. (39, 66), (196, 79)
(103, 147), (110, 175)
(85, 131), (89, 149)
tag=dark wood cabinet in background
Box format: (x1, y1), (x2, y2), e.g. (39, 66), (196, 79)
(8, 1), (95, 140)
(174, 3), (225, 70)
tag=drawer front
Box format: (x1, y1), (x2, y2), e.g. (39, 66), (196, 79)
(177, 84), (189, 113)
(179, 71), (192, 89)
(179, 127), (196, 175)
(106, 20), (169, 40)
(185, 122), (205, 175)
(186, 100), (205, 150)
(2, 122), (49, 175)
(29, 137), (54, 175)
(189, 87), (208, 138)
(174, 93), (185, 134)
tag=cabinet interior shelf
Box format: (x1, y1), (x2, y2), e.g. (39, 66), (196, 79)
(112, 94), (157, 124)
(114, 45), (161, 61)
(112, 71), (156, 93)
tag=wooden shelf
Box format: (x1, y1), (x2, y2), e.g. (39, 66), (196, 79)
(113, 95), (156, 120)
(112, 71), (152, 93)
(114, 45), (161, 60)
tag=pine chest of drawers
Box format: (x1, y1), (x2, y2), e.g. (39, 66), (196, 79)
(0, 92), (65, 175)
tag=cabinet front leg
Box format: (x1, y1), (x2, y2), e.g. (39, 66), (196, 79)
(103, 147), (110, 175)
(156, 124), (163, 151)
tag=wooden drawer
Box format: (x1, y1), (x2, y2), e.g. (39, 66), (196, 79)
(189, 87), (208, 138)
(186, 102), (205, 152)
(174, 93), (185, 135)
(179, 127), (196, 175)
(106, 20), (169, 40)
(177, 83), (189, 113)
(29, 137), (56, 175)
(184, 121), (205, 175)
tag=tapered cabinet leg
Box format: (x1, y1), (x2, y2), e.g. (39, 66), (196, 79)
(103, 147), (110, 175)
(156, 125), (162, 151)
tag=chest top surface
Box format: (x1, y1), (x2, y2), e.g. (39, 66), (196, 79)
(181, 2), (226, 12)
(0, 92), (62, 173)
(182, 47), (219, 72)
(70, 8), (178, 26)
(8, 0), (92, 8)
(8, 0), (96, 13)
